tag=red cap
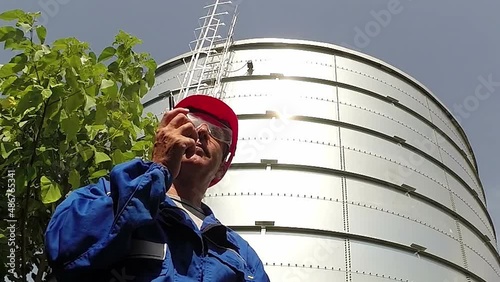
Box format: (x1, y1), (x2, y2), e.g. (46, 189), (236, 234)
(175, 95), (238, 186)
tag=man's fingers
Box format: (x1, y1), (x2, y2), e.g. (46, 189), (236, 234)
(168, 111), (194, 130)
(182, 137), (197, 159)
(168, 135), (195, 158)
(159, 108), (189, 127)
(177, 122), (199, 142)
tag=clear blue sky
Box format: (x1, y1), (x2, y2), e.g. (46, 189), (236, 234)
(1, 0), (499, 242)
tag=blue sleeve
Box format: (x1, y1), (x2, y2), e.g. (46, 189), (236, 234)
(45, 159), (171, 271)
(246, 243), (270, 282)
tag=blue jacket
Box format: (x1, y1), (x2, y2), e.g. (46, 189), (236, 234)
(45, 159), (270, 282)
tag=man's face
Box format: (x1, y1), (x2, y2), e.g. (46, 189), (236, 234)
(179, 112), (228, 181)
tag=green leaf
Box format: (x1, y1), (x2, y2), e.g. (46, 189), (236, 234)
(85, 84), (97, 97)
(17, 22), (31, 32)
(41, 44), (50, 53)
(145, 71), (155, 89)
(133, 124), (142, 136)
(64, 71), (79, 89)
(68, 55), (82, 70)
(111, 149), (135, 164)
(129, 66), (143, 83)
(34, 49), (45, 61)
(36, 25), (46, 44)
(90, 169), (108, 179)
(59, 108), (68, 120)
(131, 140), (150, 152)
(89, 51), (97, 63)
(0, 26), (16, 42)
(100, 79), (118, 99)
(65, 91), (83, 112)
(45, 98), (62, 120)
(123, 83), (140, 99)
(19, 120), (28, 128)
(41, 89), (52, 99)
(1, 142), (19, 158)
(36, 146), (47, 154)
(0, 75), (17, 90)
(111, 149), (125, 164)
(84, 95), (96, 111)
(68, 169), (80, 189)
(144, 58), (157, 72)
(98, 47), (116, 62)
(118, 30), (142, 48)
(0, 62), (25, 78)
(61, 114), (80, 142)
(78, 146), (94, 162)
(0, 96), (16, 109)
(9, 53), (28, 64)
(48, 81), (63, 90)
(26, 167), (36, 182)
(107, 61), (119, 74)
(94, 103), (107, 125)
(92, 63), (107, 78)
(59, 141), (69, 156)
(0, 9), (25, 21)
(85, 124), (106, 140)
(40, 176), (62, 204)
(4, 37), (30, 51)
(15, 89), (43, 117)
(139, 80), (149, 97)
(94, 151), (111, 165)
(52, 38), (70, 51)
(100, 79), (114, 89)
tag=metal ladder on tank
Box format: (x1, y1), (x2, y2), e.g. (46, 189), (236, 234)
(176, 0), (238, 104)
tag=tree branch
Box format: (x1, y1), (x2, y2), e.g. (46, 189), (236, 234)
(20, 28), (50, 281)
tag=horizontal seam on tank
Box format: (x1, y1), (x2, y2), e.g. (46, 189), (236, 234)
(236, 114), (492, 232)
(228, 92), (480, 190)
(229, 224), (487, 282)
(336, 66), (468, 152)
(339, 101), (480, 191)
(224, 162), (499, 266)
(221, 75), (479, 177)
(223, 79), (478, 176)
(206, 191), (495, 261)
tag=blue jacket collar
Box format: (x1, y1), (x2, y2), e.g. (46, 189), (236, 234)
(159, 195), (239, 252)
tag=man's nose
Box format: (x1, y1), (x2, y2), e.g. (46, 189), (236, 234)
(197, 123), (210, 141)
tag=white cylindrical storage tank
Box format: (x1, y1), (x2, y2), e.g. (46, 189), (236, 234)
(143, 38), (500, 282)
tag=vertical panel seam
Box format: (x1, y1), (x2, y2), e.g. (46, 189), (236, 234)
(336, 54), (351, 282)
(425, 96), (434, 124)
(455, 220), (469, 270)
(444, 163), (470, 274)
(433, 100), (471, 279)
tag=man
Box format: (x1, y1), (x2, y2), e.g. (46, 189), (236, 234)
(45, 95), (270, 281)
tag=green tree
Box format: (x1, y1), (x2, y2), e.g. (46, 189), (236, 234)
(0, 10), (158, 281)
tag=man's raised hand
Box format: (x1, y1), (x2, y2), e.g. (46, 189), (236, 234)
(152, 108), (198, 179)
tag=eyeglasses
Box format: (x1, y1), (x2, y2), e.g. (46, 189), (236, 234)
(186, 112), (232, 146)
